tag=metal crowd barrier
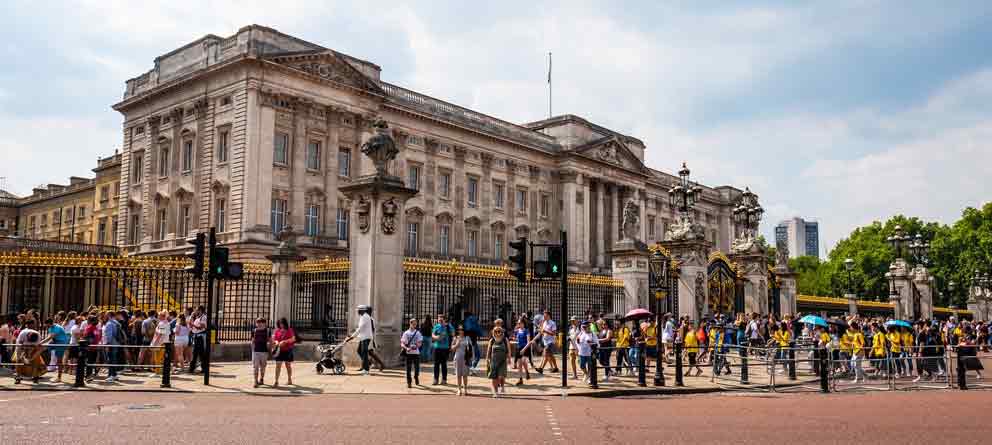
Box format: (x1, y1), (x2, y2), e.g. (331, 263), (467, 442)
(949, 347), (991, 390)
(0, 341), (175, 389)
(769, 344), (828, 393)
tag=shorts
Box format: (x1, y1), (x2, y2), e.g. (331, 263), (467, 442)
(688, 352), (697, 366)
(51, 347), (66, 359)
(646, 346), (658, 358)
(275, 349), (294, 363)
(68, 345), (80, 360)
(542, 342), (556, 354)
(252, 352), (268, 370)
(174, 337), (189, 348)
(579, 355), (591, 371)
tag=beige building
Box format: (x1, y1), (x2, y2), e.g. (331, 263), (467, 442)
(11, 153), (121, 245)
(114, 25), (744, 271)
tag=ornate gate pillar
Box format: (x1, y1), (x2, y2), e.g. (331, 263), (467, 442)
(610, 244), (649, 310)
(729, 247), (768, 316)
(887, 260), (911, 320)
(266, 229), (305, 323)
(661, 239), (710, 321)
(339, 120), (418, 367)
(773, 247), (797, 317)
(911, 267), (933, 320)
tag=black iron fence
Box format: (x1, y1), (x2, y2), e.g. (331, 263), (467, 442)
(291, 257), (349, 342)
(402, 258), (626, 333)
(0, 252), (272, 341)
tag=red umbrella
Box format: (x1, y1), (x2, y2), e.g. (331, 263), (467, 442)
(624, 308), (654, 320)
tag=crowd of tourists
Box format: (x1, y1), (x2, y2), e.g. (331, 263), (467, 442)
(0, 305), (209, 385)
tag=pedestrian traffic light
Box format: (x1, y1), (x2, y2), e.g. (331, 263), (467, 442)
(185, 232), (205, 278)
(208, 246), (244, 280)
(533, 245), (564, 279)
(508, 237), (528, 283)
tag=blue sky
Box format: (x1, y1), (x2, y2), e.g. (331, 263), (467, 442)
(1, 1), (991, 255)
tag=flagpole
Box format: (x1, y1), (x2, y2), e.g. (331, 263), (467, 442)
(548, 51), (552, 119)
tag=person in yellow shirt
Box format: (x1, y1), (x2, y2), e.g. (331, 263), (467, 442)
(640, 319), (658, 369)
(614, 322), (632, 376)
(901, 327), (915, 379)
(886, 326), (904, 377)
(847, 322), (866, 383)
(870, 324), (888, 377)
(839, 327), (853, 376)
(771, 323), (791, 375)
(682, 320), (703, 376)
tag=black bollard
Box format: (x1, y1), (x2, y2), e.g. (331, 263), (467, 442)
(589, 343), (599, 389)
(637, 342), (646, 387)
(788, 341), (797, 380)
(674, 341), (684, 387)
(74, 340), (89, 388)
(819, 347), (829, 393)
(956, 350), (967, 390)
(740, 342), (749, 384)
(161, 342), (173, 388)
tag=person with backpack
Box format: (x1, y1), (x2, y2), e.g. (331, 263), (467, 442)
(431, 313), (453, 385)
(464, 311), (481, 370)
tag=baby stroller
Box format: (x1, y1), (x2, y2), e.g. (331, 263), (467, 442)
(315, 343), (347, 375)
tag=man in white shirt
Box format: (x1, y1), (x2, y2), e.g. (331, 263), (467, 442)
(188, 305), (208, 374)
(346, 305), (374, 375)
(535, 310), (559, 374)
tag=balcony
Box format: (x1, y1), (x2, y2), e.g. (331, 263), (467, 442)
(0, 236), (120, 256)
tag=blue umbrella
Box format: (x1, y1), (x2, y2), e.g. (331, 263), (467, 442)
(798, 315), (828, 328)
(885, 320), (913, 329)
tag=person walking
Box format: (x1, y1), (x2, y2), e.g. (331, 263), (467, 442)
(958, 326), (984, 380)
(430, 313), (453, 385)
(596, 319), (613, 382)
(847, 321), (866, 383)
(451, 325), (473, 395)
(576, 322), (596, 383)
(614, 319), (631, 376)
(683, 320), (703, 376)
(772, 322), (792, 375)
(486, 326), (510, 398)
(173, 314), (191, 373)
(640, 318), (658, 370)
(43, 315), (69, 383)
(345, 305), (374, 375)
(464, 311), (482, 371)
(151, 310), (171, 369)
(272, 318), (296, 387)
(567, 317), (581, 379)
(251, 318), (271, 388)
(512, 319), (531, 386)
(535, 310), (559, 374)
(188, 306), (207, 374)
(400, 318), (423, 388)
(103, 311), (126, 383)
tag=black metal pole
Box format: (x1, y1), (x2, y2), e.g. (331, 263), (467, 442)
(788, 340), (797, 380)
(654, 311), (665, 386)
(740, 340), (749, 384)
(74, 340), (88, 388)
(204, 227), (216, 386)
(819, 346), (829, 393)
(560, 229), (568, 389)
(674, 340), (684, 386)
(957, 348), (967, 390)
(589, 342), (598, 389)
(637, 339), (647, 387)
(161, 342), (173, 388)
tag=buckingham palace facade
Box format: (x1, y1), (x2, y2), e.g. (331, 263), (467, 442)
(113, 25), (744, 272)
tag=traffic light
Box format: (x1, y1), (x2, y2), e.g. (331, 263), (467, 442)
(185, 233), (205, 278)
(508, 237), (528, 283)
(533, 245), (564, 279)
(208, 246), (244, 280)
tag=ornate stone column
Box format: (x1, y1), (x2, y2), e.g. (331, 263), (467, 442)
(610, 198), (650, 309)
(267, 229), (306, 322)
(912, 267), (933, 320)
(662, 239), (710, 321)
(887, 260), (911, 320)
(339, 120), (418, 366)
(729, 247), (768, 315)
(595, 180), (606, 269)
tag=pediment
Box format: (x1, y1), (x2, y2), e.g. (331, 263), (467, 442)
(572, 136), (645, 172)
(268, 51), (384, 95)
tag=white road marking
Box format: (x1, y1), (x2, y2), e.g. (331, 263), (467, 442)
(544, 403), (564, 442)
(0, 392), (62, 404)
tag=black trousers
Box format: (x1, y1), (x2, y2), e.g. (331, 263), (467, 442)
(433, 348), (449, 382)
(405, 353), (420, 385)
(189, 334), (206, 373)
(358, 339), (371, 372)
(0, 341), (10, 368)
(615, 347), (629, 372)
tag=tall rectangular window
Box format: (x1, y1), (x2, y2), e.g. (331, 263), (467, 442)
(467, 177), (478, 207)
(307, 141), (321, 170)
(408, 165), (420, 190)
(516, 189), (527, 213)
(97, 219), (107, 245)
(216, 199), (226, 233)
(467, 230), (478, 257)
(218, 130), (229, 163)
(494, 182), (505, 209)
(158, 147), (169, 177)
(271, 198), (287, 234)
(540, 194), (549, 218)
(648, 216), (656, 238)
(494, 233), (504, 260)
(78, 206), (86, 220)
(338, 149), (351, 177)
(439, 224), (450, 257)
(156, 209), (167, 240)
(406, 222), (419, 256)
(129, 214), (140, 244)
(100, 185), (110, 203)
(306, 204), (320, 236)
(179, 205), (191, 236)
(439, 173), (451, 198)
(274, 132), (289, 165)
(336, 208), (349, 241)
(182, 140), (193, 172)
(132, 153), (143, 183)
(112, 220), (118, 245)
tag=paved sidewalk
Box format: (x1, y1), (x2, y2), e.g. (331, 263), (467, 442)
(0, 359), (771, 397)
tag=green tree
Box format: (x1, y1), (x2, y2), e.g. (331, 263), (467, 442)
(789, 256), (832, 296)
(929, 203), (992, 306)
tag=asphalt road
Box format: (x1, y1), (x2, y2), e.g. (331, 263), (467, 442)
(0, 389), (988, 444)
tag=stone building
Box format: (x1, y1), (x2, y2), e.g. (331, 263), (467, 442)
(11, 153), (122, 245)
(0, 190), (17, 237)
(113, 25), (745, 270)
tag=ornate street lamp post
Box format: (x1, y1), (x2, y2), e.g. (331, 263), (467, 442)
(886, 225), (911, 260)
(908, 234), (930, 266)
(668, 163), (703, 221)
(649, 249), (670, 387)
